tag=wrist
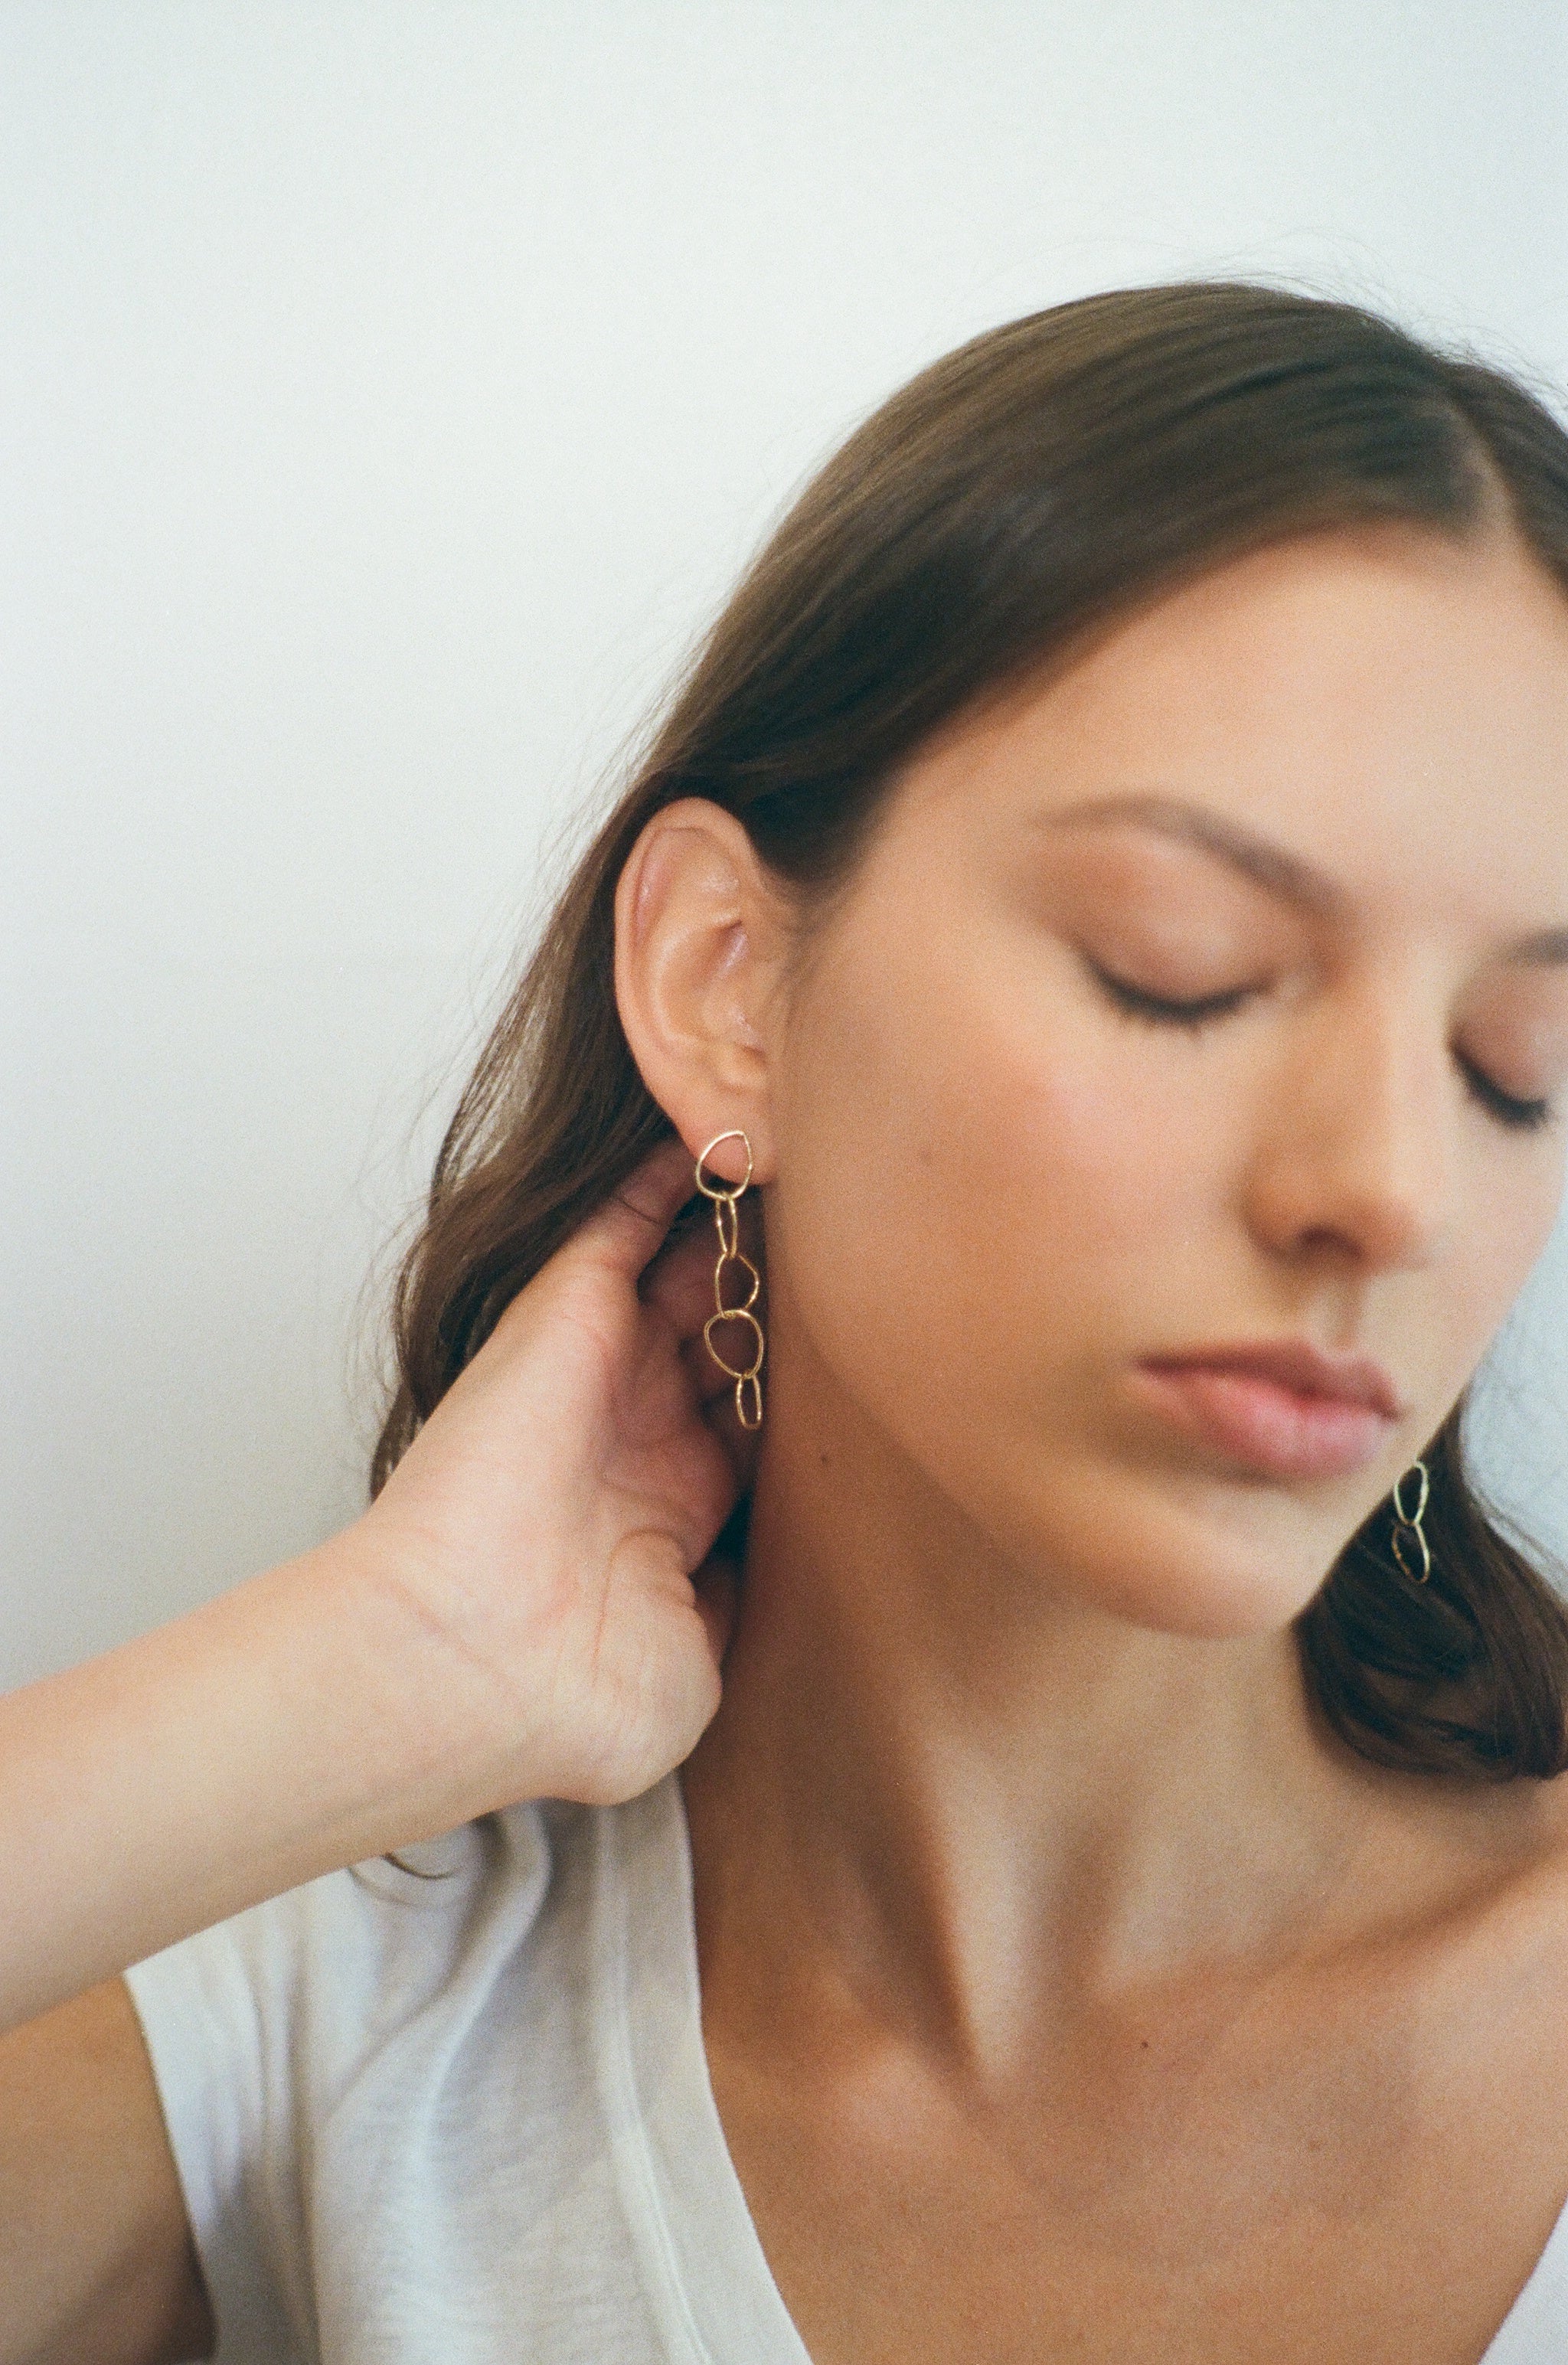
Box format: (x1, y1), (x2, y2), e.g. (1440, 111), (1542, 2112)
(299, 1516), (559, 1837)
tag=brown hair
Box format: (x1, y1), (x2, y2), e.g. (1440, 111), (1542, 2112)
(374, 279), (1568, 1783)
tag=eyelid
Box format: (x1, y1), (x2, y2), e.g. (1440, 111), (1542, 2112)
(1455, 1050), (1556, 1135)
(1088, 958), (1560, 1133)
(1083, 955), (1260, 1030)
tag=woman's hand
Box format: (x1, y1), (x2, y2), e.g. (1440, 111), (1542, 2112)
(354, 1135), (756, 1811)
(0, 1136), (758, 2036)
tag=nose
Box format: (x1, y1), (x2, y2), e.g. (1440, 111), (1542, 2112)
(1243, 973), (1455, 1276)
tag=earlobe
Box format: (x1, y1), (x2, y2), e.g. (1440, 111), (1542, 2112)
(612, 798), (782, 1181)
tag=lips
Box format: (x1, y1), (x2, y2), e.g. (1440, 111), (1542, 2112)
(1132, 1341), (1404, 1481)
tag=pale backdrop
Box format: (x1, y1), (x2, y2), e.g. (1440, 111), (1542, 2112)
(3, 2), (1566, 1689)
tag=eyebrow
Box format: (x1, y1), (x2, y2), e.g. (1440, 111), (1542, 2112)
(1035, 792), (1345, 915)
(1035, 790), (1568, 966)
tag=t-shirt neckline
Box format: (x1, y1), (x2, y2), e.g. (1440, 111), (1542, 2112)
(592, 1775), (815, 2365)
(590, 1775), (1568, 2365)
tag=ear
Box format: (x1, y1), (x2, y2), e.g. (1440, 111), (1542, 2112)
(613, 798), (792, 1185)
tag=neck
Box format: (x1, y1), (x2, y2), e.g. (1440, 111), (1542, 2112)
(681, 1348), (1387, 2074)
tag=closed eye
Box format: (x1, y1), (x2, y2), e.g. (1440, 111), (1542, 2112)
(1085, 958), (1258, 1033)
(1089, 958), (1557, 1134)
(1455, 1053), (1555, 1135)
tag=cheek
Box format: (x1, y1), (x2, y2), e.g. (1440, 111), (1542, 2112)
(767, 905), (1226, 1438)
(767, 929), (1300, 1629)
(1442, 1159), (1567, 1374)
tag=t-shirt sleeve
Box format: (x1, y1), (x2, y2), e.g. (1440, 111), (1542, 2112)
(122, 1811), (548, 2364)
(126, 1889), (323, 2365)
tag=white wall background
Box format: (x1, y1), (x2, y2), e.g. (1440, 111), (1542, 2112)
(3, 1), (1566, 1690)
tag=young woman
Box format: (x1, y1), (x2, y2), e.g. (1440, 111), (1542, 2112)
(5, 281), (1568, 2365)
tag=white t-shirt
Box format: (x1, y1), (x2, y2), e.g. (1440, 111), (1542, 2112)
(126, 1773), (1568, 2365)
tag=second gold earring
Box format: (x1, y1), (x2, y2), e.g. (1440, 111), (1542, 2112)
(1391, 1459), (1432, 1584)
(694, 1130), (765, 1429)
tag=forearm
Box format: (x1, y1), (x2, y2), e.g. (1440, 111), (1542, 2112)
(0, 1135), (737, 2036)
(0, 1539), (504, 2033)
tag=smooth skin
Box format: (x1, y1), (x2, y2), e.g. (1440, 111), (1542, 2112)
(622, 520), (1568, 2365)
(4, 518), (1568, 2363)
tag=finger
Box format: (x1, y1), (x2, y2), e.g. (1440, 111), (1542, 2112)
(684, 1360), (766, 1501)
(643, 1186), (764, 1335)
(674, 1322), (739, 1428)
(641, 1220), (720, 1341)
(690, 1550), (740, 1669)
(570, 1137), (699, 1286)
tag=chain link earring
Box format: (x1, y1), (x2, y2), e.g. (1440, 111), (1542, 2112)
(1390, 1459), (1432, 1584)
(694, 1130), (765, 1430)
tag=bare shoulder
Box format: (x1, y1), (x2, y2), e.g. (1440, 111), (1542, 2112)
(1413, 1762), (1568, 1979)
(0, 1977), (214, 2365)
(1329, 1746), (1568, 1984)
(1505, 1766), (1568, 1919)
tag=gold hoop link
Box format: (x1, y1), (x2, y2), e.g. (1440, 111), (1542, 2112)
(694, 1131), (764, 1429)
(694, 1129), (753, 1199)
(1391, 1522), (1432, 1585)
(713, 1247), (760, 1316)
(1392, 1461), (1429, 1529)
(704, 1306), (765, 1381)
(1390, 1457), (1432, 1585)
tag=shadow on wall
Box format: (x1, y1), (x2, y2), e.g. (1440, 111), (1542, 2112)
(1466, 1198), (1568, 1582)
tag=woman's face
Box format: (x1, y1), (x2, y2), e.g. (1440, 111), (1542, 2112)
(763, 524), (1568, 1635)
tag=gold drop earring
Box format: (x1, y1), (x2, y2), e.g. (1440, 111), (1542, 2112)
(694, 1130), (765, 1430)
(1390, 1459), (1432, 1584)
